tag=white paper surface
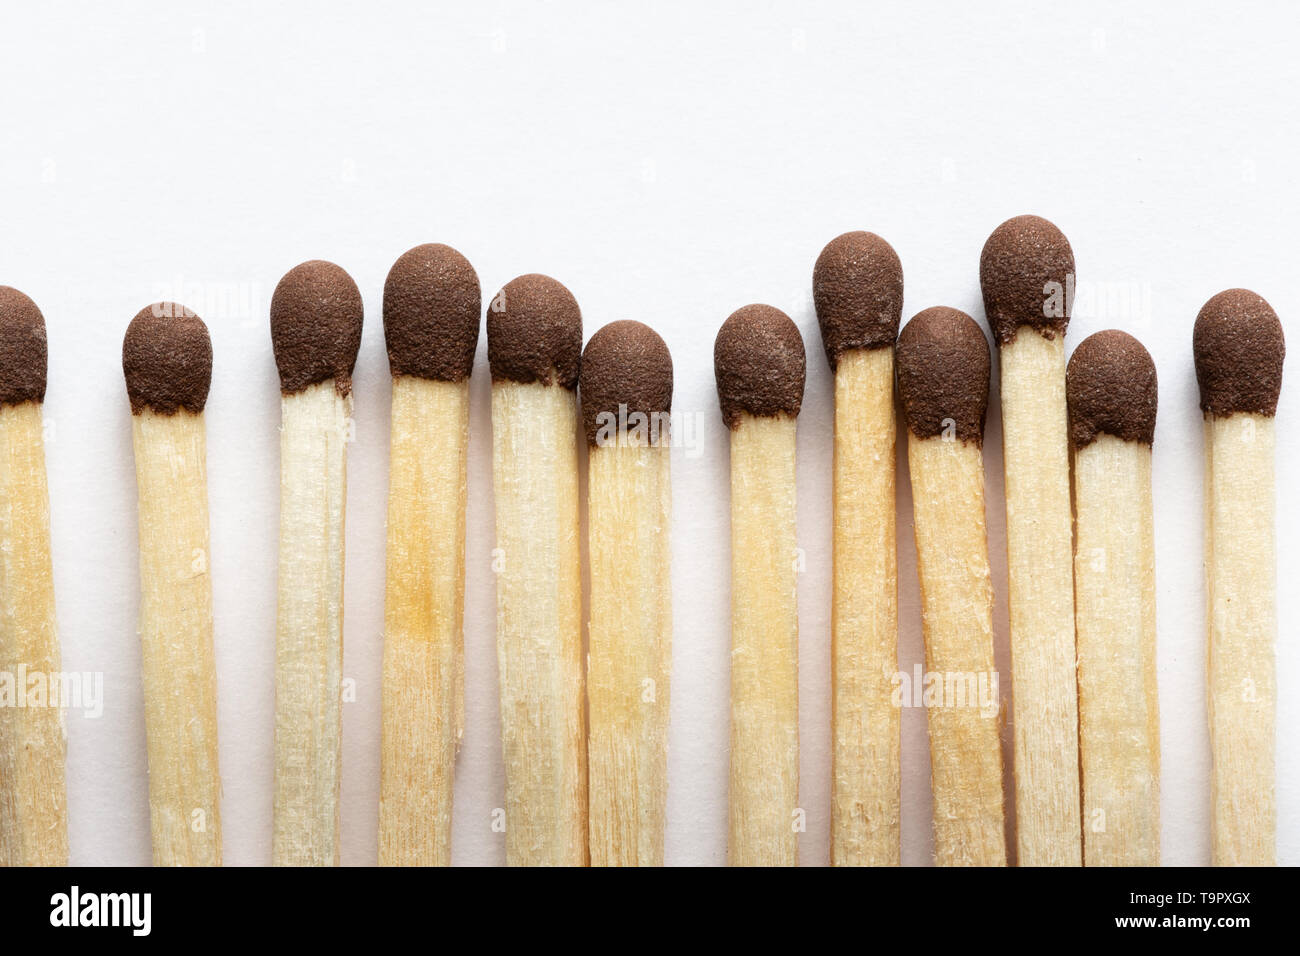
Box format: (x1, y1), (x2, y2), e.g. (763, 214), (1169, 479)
(1, 0), (1295, 866)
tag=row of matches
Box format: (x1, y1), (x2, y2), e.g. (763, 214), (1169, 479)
(0, 215), (1282, 867)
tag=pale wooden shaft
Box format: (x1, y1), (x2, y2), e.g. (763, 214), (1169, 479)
(1074, 436), (1159, 866)
(728, 414), (799, 867)
(1206, 414), (1276, 866)
(491, 381), (587, 866)
(274, 381), (349, 866)
(908, 435), (1005, 866)
(829, 348), (899, 866)
(999, 332), (1082, 866)
(587, 439), (672, 867)
(0, 401), (68, 866)
(378, 377), (469, 866)
(131, 409), (221, 866)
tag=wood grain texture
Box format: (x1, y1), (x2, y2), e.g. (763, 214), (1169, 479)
(1074, 435), (1159, 866)
(999, 332), (1082, 866)
(728, 413), (799, 867)
(130, 408), (221, 866)
(491, 380), (587, 866)
(378, 377), (469, 866)
(908, 434), (1005, 866)
(586, 438), (671, 866)
(273, 381), (349, 866)
(829, 349), (899, 866)
(1205, 414), (1276, 866)
(0, 401), (67, 866)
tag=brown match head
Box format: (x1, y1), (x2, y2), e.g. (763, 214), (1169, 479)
(0, 286), (48, 406)
(383, 243), (481, 381)
(486, 274), (582, 389)
(270, 260), (364, 396)
(813, 231), (904, 369)
(895, 306), (990, 445)
(579, 320), (673, 446)
(1067, 330), (1158, 447)
(1193, 289), (1285, 418)
(713, 304), (806, 428)
(122, 304), (213, 415)
(979, 215), (1075, 345)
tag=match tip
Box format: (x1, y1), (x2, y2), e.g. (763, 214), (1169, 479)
(895, 306), (990, 444)
(979, 214), (1075, 344)
(580, 320), (673, 446)
(714, 304), (806, 428)
(1193, 289), (1285, 417)
(0, 286), (48, 406)
(270, 260), (364, 396)
(1067, 330), (1158, 447)
(383, 243), (481, 381)
(813, 231), (904, 369)
(486, 274), (582, 389)
(122, 304), (212, 415)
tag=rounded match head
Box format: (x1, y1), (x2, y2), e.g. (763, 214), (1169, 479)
(895, 306), (990, 445)
(122, 303), (213, 415)
(1193, 289), (1285, 417)
(979, 215), (1075, 344)
(270, 260), (364, 396)
(813, 231), (904, 369)
(0, 286), (48, 406)
(713, 304), (806, 428)
(1067, 330), (1158, 447)
(486, 274), (582, 389)
(383, 243), (481, 381)
(579, 320), (673, 446)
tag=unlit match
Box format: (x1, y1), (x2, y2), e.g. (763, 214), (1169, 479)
(488, 274), (587, 866)
(378, 243), (481, 866)
(1067, 330), (1160, 866)
(1194, 289), (1284, 867)
(0, 287), (67, 866)
(814, 231), (904, 867)
(715, 304), (805, 867)
(122, 304), (222, 866)
(581, 320), (673, 867)
(270, 260), (364, 866)
(896, 306), (1005, 866)
(980, 215), (1082, 866)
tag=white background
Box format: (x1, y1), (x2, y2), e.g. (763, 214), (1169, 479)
(2, 0), (1296, 866)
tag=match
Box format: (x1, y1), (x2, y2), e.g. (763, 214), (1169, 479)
(1067, 330), (1160, 866)
(122, 303), (221, 866)
(896, 306), (1005, 866)
(581, 320), (673, 867)
(0, 287), (67, 866)
(1194, 289), (1284, 867)
(714, 304), (805, 867)
(813, 231), (904, 866)
(488, 273), (587, 866)
(980, 215), (1082, 866)
(378, 244), (481, 866)
(270, 260), (363, 866)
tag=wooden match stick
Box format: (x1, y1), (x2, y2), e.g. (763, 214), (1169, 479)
(487, 274), (587, 866)
(270, 261), (363, 867)
(0, 287), (67, 866)
(813, 231), (904, 867)
(714, 304), (805, 867)
(122, 304), (221, 866)
(1067, 331), (1160, 866)
(377, 244), (480, 867)
(581, 320), (673, 867)
(896, 307), (1006, 866)
(1194, 289), (1285, 867)
(980, 215), (1082, 866)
